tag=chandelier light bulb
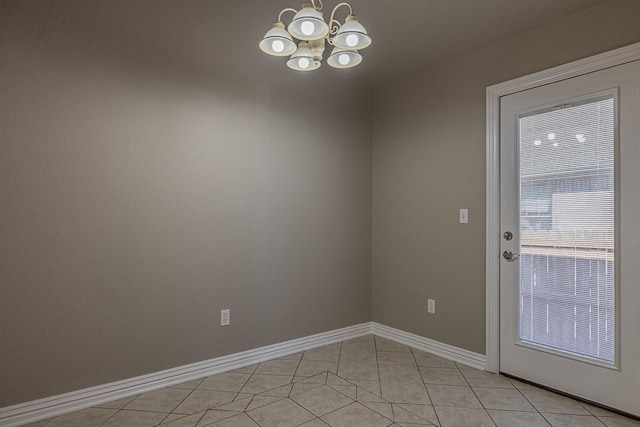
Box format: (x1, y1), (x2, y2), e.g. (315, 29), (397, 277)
(346, 34), (359, 47)
(272, 40), (285, 53)
(298, 58), (311, 69)
(338, 54), (350, 65)
(301, 20), (315, 36)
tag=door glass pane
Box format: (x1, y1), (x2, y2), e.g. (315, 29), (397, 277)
(518, 96), (615, 364)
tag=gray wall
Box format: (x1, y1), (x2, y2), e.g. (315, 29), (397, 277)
(371, 0), (640, 354)
(3, 0), (640, 410)
(0, 11), (372, 406)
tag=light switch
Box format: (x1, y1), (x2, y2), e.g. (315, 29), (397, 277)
(459, 209), (469, 224)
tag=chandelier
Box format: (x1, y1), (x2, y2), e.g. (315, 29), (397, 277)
(259, 1), (371, 71)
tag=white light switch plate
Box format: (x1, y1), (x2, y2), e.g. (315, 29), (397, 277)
(459, 209), (469, 224)
(427, 299), (436, 314)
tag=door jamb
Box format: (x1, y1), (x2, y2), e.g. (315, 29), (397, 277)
(485, 42), (640, 374)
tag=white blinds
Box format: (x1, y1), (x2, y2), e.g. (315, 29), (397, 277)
(518, 96), (615, 364)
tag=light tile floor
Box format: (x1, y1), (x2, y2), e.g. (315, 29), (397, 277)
(26, 335), (640, 427)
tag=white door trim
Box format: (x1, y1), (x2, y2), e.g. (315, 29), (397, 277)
(485, 41), (640, 374)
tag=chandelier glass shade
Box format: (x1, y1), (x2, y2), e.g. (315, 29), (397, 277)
(288, 4), (330, 41)
(259, 23), (297, 56)
(259, 0), (371, 71)
(287, 42), (321, 71)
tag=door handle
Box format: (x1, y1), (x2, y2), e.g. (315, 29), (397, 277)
(503, 250), (520, 261)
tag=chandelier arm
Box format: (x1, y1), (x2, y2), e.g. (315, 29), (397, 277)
(277, 7), (298, 23)
(311, 0), (324, 11)
(327, 2), (353, 38)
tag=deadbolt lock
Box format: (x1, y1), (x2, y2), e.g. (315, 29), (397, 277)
(503, 231), (513, 241)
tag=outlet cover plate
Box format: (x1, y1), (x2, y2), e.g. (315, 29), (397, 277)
(220, 309), (230, 326)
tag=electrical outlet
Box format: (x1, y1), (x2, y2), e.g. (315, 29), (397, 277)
(427, 299), (436, 314)
(220, 309), (230, 326)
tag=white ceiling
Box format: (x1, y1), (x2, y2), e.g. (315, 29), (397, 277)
(2, 0), (609, 87)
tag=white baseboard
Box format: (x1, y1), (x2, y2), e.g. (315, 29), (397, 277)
(1, 321), (487, 427)
(0, 323), (371, 427)
(371, 322), (487, 371)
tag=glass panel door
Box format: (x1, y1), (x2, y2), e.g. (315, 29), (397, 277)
(518, 96), (615, 364)
(500, 58), (640, 415)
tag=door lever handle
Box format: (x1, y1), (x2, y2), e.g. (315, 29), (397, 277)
(503, 250), (520, 261)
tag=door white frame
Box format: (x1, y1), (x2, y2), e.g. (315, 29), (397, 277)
(485, 41), (640, 374)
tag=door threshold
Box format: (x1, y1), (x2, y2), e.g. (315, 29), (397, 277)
(500, 372), (640, 421)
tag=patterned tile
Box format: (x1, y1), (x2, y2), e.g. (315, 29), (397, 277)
(412, 350), (457, 368)
(291, 385), (354, 416)
(341, 335), (376, 352)
(169, 379), (205, 390)
(303, 343), (342, 361)
(459, 367), (514, 388)
(377, 351), (416, 366)
(321, 402), (393, 427)
(473, 386), (536, 411)
(240, 374), (292, 394)
(44, 408), (116, 427)
(375, 337), (411, 353)
(435, 406), (495, 427)
(162, 412), (206, 426)
(378, 364), (423, 383)
(36, 336), (640, 427)
(300, 419), (331, 426)
(427, 384), (482, 408)
(198, 372), (251, 392)
(392, 404), (434, 424)
(172, 390), (236, 414)
(161, 413), (190, 424)
(296, 360), (338, 377)
(542, 413), (607, 426)
(395, 403), (440, 425)
(101, 410), (166, 426)
(338, 361), (379, 380)
(598, 417), (640, 427)
(419, 367), (467, 386)
(247, 398), (315, 426)
(254, 358), (301, 376)
(124, 388), (190, 412)
(21, 420), (52, 427)
(381, 381), (431, 404)
(340, 349), (378, 364)
(488, 409), (551, 426)
(195, 409), (239, 425)
(521, 389), (591, 415)
(94, 395), (138, 410)
(207, 413), (259, 426)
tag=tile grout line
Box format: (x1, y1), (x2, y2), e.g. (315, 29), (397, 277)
(157, 378), (207, 425)
(454, 359), (497, 426)
(289, 349), (308, 398)
(411, 345), (442, 427)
